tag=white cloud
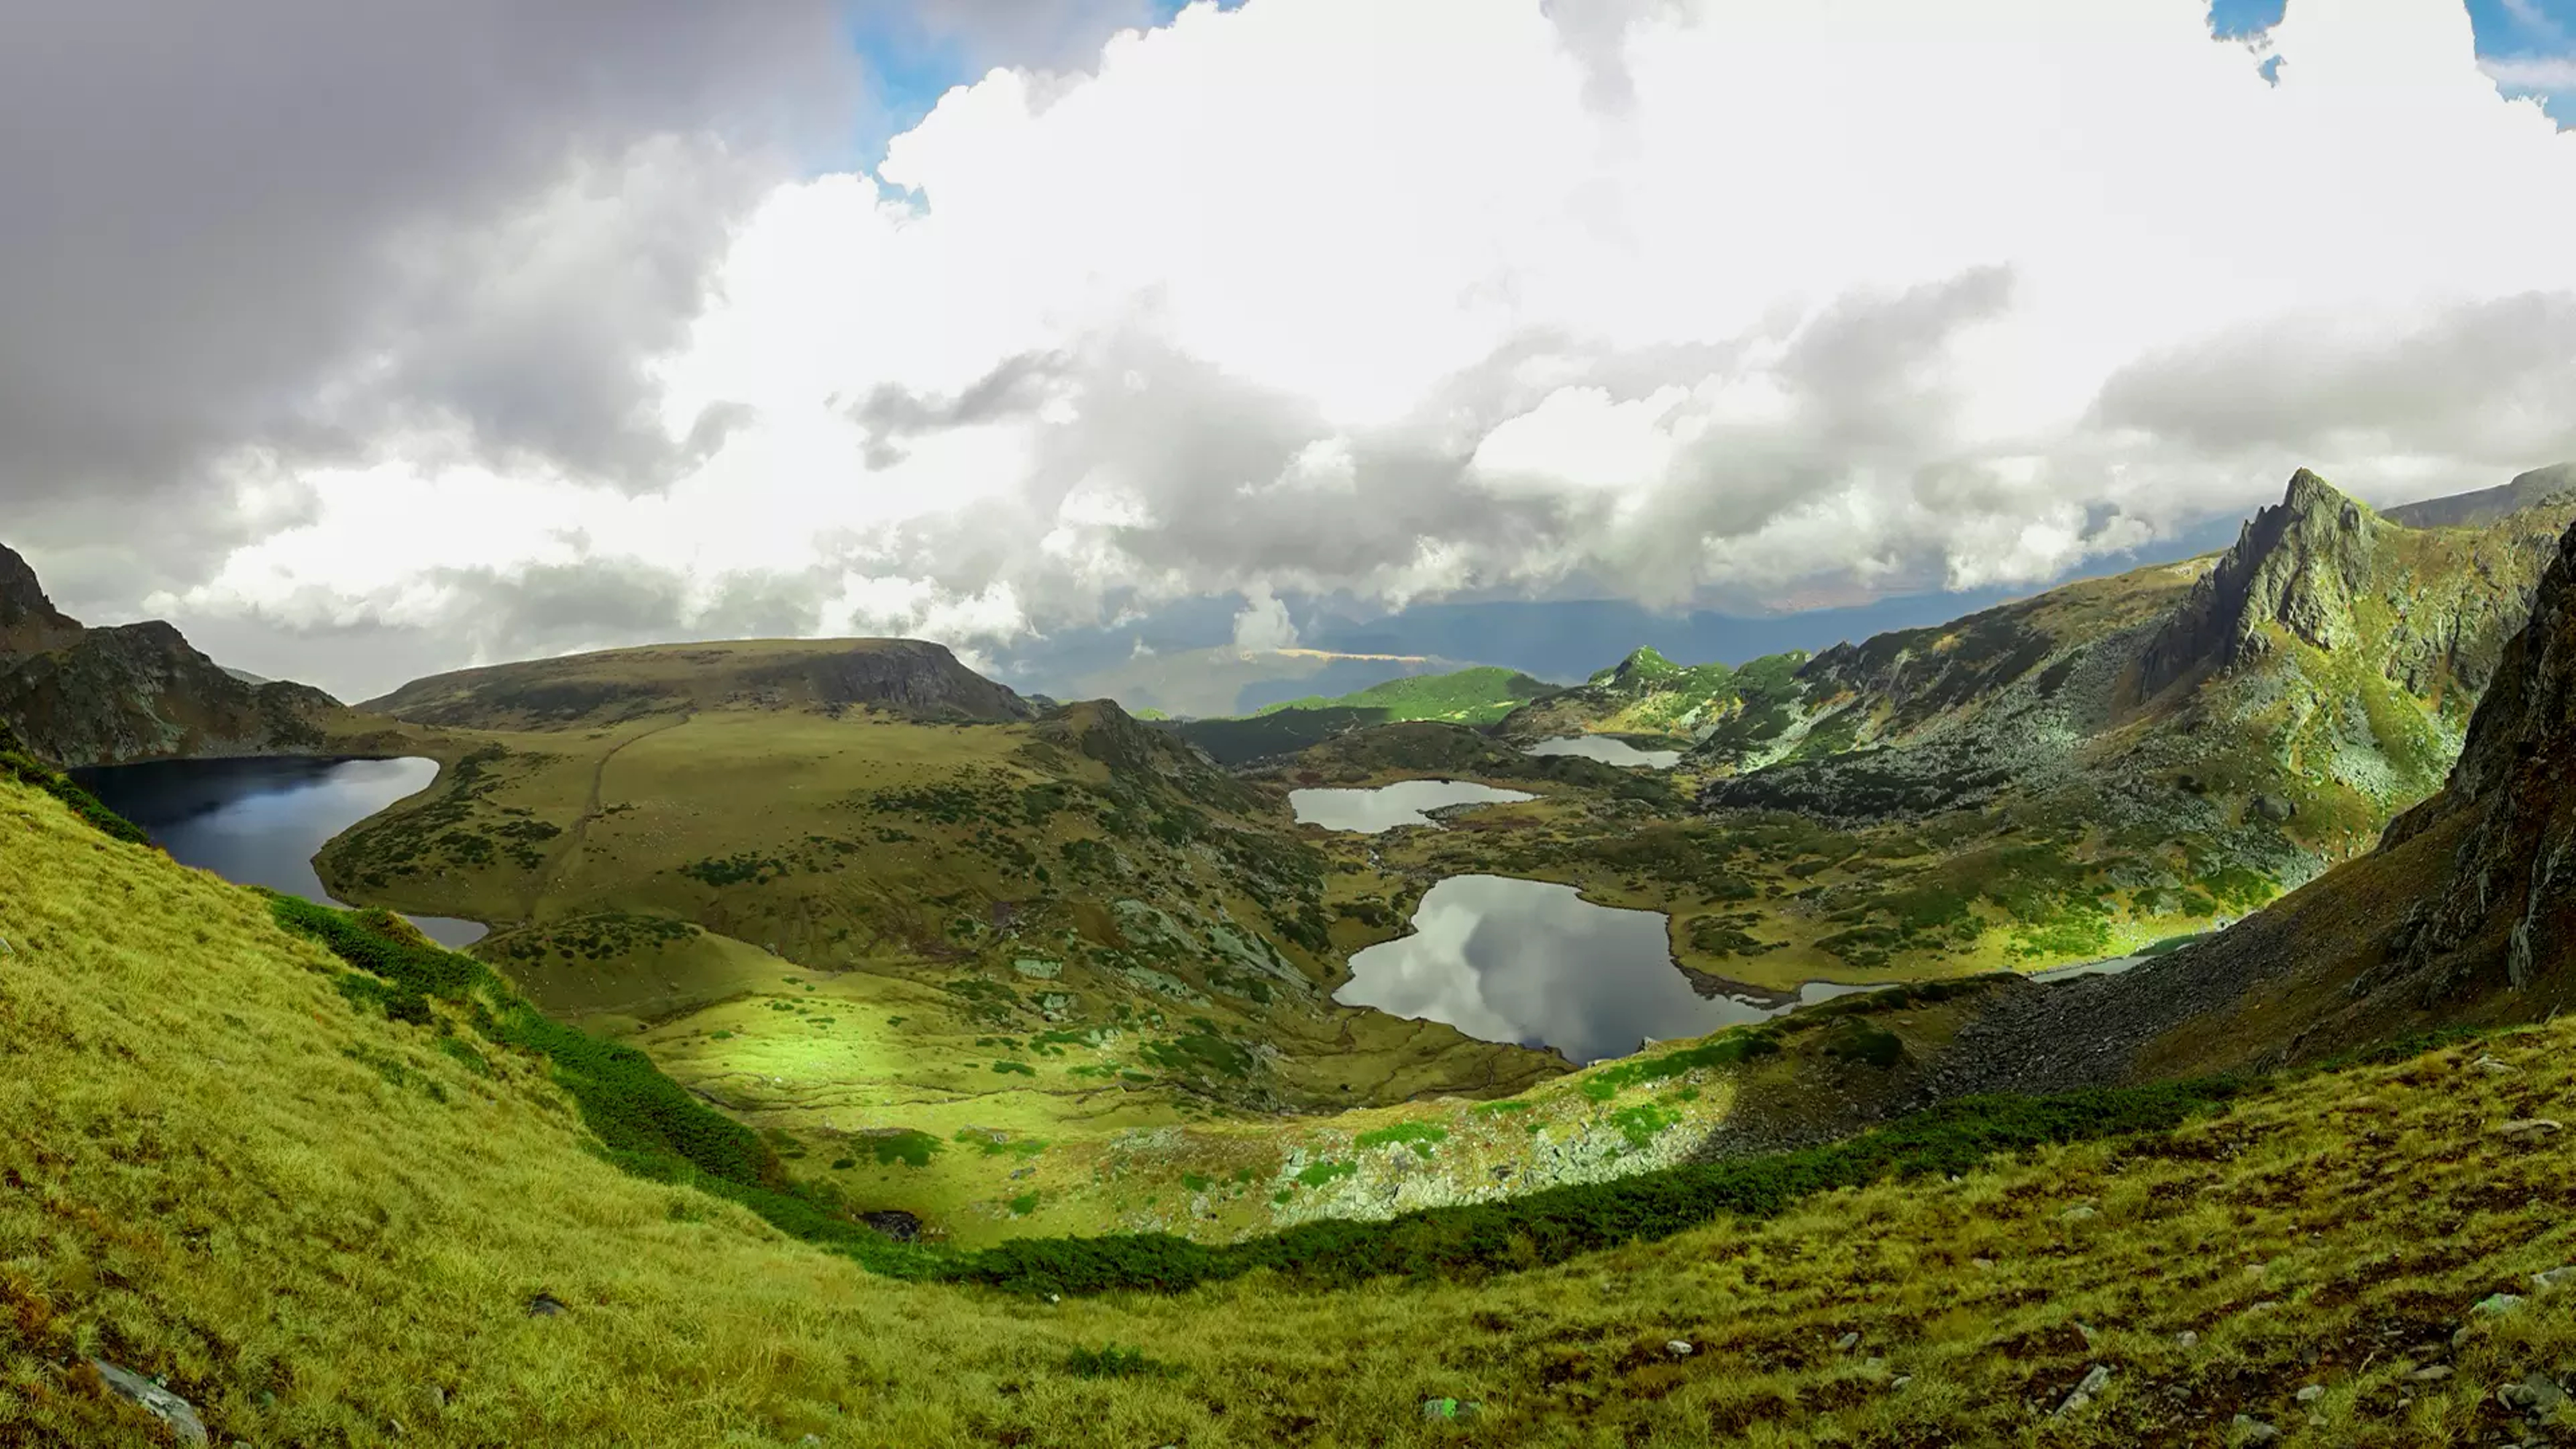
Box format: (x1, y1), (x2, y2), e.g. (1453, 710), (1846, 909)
(2482, 54), (2576, 90)
(168, 0), (2576, 690)
(1230, 585), (1301, 652)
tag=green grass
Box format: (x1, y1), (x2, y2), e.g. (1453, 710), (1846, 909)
(24, 766), (2576, 1446)
(1254, 666), (1555, 725)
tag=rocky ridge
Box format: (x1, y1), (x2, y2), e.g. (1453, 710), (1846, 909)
(1697, 470), (2573, 882)
(0, 541), (350, 767)
(1921, 513), (2576, 1097)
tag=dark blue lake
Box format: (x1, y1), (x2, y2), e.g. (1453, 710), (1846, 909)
(70, 756), (486, 948)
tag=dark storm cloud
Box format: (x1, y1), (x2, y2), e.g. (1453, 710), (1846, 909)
(0, 0), (857, 586)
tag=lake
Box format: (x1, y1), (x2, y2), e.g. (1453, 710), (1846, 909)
(70, 756), (488, 948)
(1289, 780), (1537, 833)
(1335, 873), (1871, 1063)
(1523, 735), (1682, 769)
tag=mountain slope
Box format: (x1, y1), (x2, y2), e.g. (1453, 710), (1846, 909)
(2383, 460), (2576, 530)
(23, 761), (2576, 1445)
(1496, 645), (1809, 749)
(324, 648), (1562, 1242)
(364, 637), (1038, 729)
(0, 540), (356, 766)
(1919, 509), (2576, 1097)
(1169, 665), (1556, 764)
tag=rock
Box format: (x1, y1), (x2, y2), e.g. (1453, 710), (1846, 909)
(2473, 1055), (2518, 1075)
(2076, 1365), (2112, 1396)
(1971, 1257), (1996, 1272)
(2059, 1205), (2098, 1223)
(2231, 1413), (2280, 1444)
(2411, 1364), (2455, 1383)
(2055, 1391), (2094, 1416)
(2534, 1265), (2576, 1291)
(2251, 794), (2296, 824)
(2294, 1385), (2324, 1403)
(1890, 1376), (1913, 1390)
(525, 1293), (568, 1318)
(88, 1360), (208, 1446)
(1664, 1340), (1694, 1358)
(2176, 1331), (2200, 1348)
(1834, 1332), (1860, 1351)
(2496, 1119), (2563, 1138)
(2499, 1372), (2567, 1412)
(2474, 1293), (2527, 1317)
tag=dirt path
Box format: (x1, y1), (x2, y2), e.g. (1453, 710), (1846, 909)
(525, 712), (692, 920)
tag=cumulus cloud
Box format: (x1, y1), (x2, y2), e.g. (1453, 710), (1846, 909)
(74, 0), (2576, 696)
(0, 1), (856, 602)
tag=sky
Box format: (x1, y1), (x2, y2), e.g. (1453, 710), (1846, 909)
(3, 0), (2573, 702)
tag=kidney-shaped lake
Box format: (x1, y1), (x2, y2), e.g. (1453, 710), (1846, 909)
(70, 755), (487, 948)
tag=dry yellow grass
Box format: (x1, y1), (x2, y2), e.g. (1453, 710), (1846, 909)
(11, 769), (2576, 1446)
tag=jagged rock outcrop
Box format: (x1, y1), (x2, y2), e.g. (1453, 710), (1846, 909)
(2376, 516), (2576, 997)
(0, 542), (83, 657)
(0, 543), (349, 767)
(2135, 468), (2383, 696)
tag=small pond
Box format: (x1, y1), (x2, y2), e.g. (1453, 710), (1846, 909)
(70, 756), (488, 948)
(1289, 780), (1537, 834)
(1523, 735), (1682, 769)
(1335, 873), (1872, 1064)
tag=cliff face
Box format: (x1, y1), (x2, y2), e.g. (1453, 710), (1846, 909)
(0, 543), (84, 657)
(0, 546), (349, 767)
(2375, 517), (2576, 998)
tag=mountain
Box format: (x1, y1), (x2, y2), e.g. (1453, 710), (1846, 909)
(1061, 644), (1486, 719)
(2381, 460), (2576, 530)
(1699, 467), (2569, 874)
(1167, 664), (1556, 764)
(1915, 507), (2576, 1102)
(364, 637), (1038, 729)
(0, 540), (354, 767)
(323, 641), (1563, 1242)
(19, 649), (2576, 1448)
(1495, 645), (1809, 748)
(1238, 469), (2575, 991)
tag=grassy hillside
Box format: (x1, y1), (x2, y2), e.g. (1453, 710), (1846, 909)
(1254, 666), (1555, 723)
(1065, 644), (1476, 720)
(1497, 646), (1809, 748)
(19, 766), (2576, 1444)
(317, 677), (1566, 1244)
(1171, 665), (1556, 763)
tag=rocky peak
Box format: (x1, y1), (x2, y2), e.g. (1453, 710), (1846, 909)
(1590, 646), (1681, 692)
(0, 542), (84, 658)
(2373, 516), (2576, 998)
(2137, 468), (2384, 696)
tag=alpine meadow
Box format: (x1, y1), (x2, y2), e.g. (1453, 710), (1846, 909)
(7, 3), (2576, 1446)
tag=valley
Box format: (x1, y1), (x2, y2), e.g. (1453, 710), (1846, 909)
(11, 464), (2576, 1445)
